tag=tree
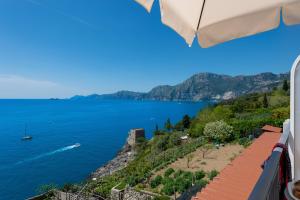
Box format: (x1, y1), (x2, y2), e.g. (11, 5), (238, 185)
(186, 153), (194, 168)
(199, 143), (213, 159)
(263, 93), (268, 108)
(155, 124), (159, 132)
(203, 120), (233, 143)
(174, 121), (184, 131)
(189, 124), (204, 138)
(182, 115), (191, 129)
(283, 79), (289, 91)
(164, 118), (172, 131)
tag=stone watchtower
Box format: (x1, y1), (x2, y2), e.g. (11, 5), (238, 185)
(127, 128), (145, 147)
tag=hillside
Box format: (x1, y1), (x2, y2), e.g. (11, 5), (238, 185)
(80, 87), (290, 199)
(71, 72), (289, 101)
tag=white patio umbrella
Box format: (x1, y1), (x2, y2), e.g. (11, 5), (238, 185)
(135, 0), (300, 47)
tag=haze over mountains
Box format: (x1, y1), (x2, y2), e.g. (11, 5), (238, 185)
(71, 72), (289, 101)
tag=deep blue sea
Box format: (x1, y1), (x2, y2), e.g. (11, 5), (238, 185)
(0, 99), (209, 200)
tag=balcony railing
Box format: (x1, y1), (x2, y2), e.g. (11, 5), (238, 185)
(249, 120), (292, 200)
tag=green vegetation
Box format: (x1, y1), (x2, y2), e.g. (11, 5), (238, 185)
(207, 170), (219, 180)
(115, 182), (127, 190)
(150, 169), (211, 195)
(195, 170), (206, 180)
(151, 175), (163, 188)
(79, 86), (289, 198)
(164, 118), (172, 131)
(164, 168), (175, 177)
(182, 115), (191, 129)
(203, 120), (233, 143)
(283, 79), (289, 92)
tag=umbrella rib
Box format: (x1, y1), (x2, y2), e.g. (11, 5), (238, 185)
(196, 0), (206, 31)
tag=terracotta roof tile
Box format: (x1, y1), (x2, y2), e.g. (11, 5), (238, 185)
(262, 125), (282, 133)
(192, 129), (281, 200)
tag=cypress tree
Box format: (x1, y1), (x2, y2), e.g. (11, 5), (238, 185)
(165, 118), (172, 131)
(182, 114), (191, 129)
(283, 79), (289, 91)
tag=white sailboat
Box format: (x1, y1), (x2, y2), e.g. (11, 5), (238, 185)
(21, 125), (32, 141)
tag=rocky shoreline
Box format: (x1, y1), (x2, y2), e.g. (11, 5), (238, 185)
(91, 142), (135, 179)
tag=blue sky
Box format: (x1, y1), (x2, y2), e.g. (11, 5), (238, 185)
(0, 0), (299, 98)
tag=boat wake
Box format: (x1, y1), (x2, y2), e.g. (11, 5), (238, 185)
(15, 143), (81, 165)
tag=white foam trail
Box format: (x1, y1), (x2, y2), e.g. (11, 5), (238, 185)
(15, 143), (80, 165)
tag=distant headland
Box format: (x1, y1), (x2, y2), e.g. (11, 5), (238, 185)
(70, 72), (289, 102)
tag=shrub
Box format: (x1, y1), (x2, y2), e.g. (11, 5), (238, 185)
(173, 170), (184, 178)
(150, 175), (163, 188)
(207, 170), (219, 180)
(230, 118), (284, 138)
(213, 105), (234, 121)
(164, 168), (175, 177)
(127, 175), (139, 187)
(203, 120), (233, 143)
(168, 133), (181, 148)
(272, 107), (290, 120)
(162, 179), (175, 195)
(175, 177), (192, 193)
(195, 179), (209, 188)
(194, 170), (206, 180)
(154, 135), (169, 152)
(182, 171), (193, 180)
(189, 124), (204, 138)
(238, 137), (252, 147)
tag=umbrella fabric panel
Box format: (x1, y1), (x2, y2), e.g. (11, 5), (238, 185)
(160, 0), (204, 45)
(197, 0), (298, 47)
(197, 7), (281, 47)
(283, 1), (300, 25)
(135, 0), (155, 12)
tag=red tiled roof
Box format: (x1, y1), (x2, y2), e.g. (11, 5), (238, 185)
(262, 125), (282, 133)
(192, 128), (282, 200)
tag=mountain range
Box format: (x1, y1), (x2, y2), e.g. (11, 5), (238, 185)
(71, 72), (289, 101)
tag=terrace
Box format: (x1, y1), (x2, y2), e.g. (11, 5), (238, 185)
(193, 56), (300, 200)
(249, 56), (300, 200)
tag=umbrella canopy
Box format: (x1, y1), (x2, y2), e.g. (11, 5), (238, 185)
(134, 0), (300, 47)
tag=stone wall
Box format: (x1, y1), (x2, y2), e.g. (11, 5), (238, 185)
(123, 188), (155, 200)
(127, 129), (145, 147)
(111, 187), (158, 200)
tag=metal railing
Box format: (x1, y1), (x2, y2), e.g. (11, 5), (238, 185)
(248, 120), (291, 200)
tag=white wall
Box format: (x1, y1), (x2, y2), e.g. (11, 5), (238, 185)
(291, 55), (300, 180)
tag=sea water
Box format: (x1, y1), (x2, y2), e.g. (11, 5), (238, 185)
(0, 99), (209, 200)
